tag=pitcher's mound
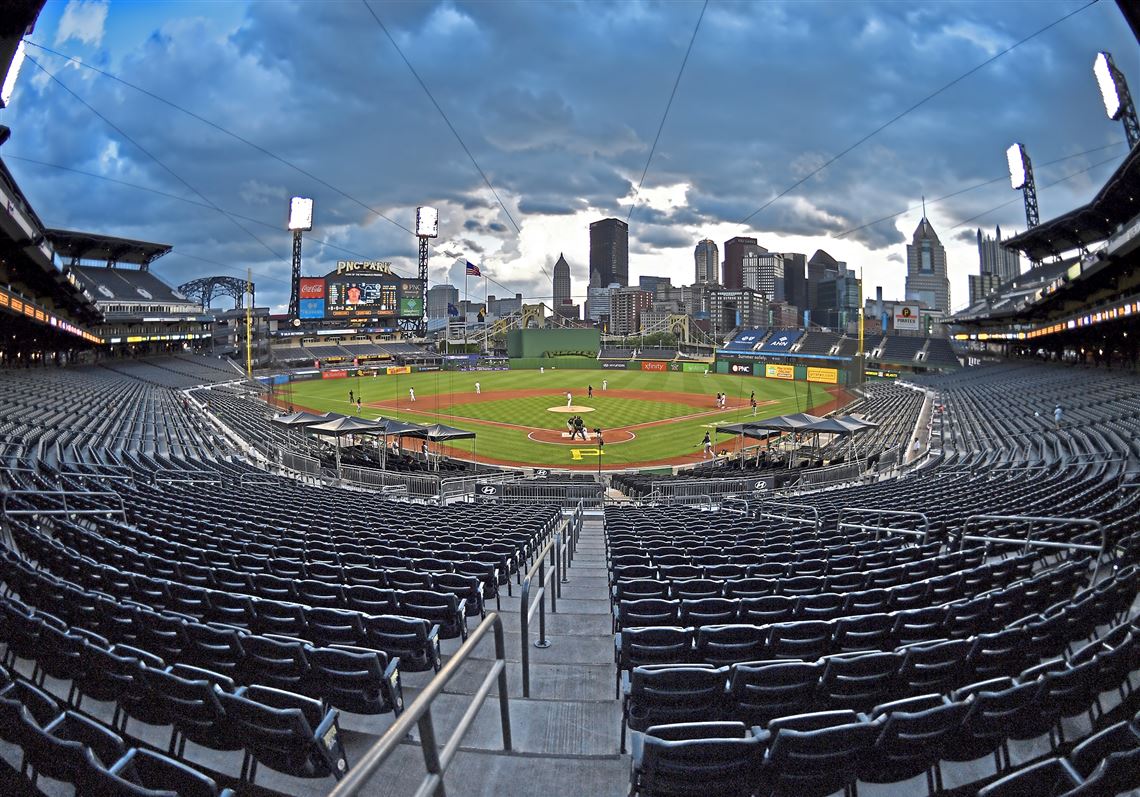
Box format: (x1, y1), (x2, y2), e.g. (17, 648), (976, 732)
(548, 405), (595, 413)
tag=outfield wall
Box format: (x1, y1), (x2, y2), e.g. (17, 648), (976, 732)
(716, 358), (852, 385)
(508, 356), (600, 370)
(506, 328), (600, 358)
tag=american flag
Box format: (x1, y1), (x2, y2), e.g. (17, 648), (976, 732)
(465, 261), (481, 277)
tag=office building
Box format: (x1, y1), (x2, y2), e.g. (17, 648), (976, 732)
(905, 217), (950, 313)
(694, 239), (718, 284)
(589, 218), (629, 287)
(977, 226), (1021, 284)
(426, 284), (459, 319)
(722, 236), (763, 290)
(552, 253), (572, 308)
(610, 287), (653, 336)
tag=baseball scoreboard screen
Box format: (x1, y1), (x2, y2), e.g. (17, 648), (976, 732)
(298, 264), (423, 320)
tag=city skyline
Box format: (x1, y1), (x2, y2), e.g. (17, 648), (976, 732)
(2, 1), (1135, 314)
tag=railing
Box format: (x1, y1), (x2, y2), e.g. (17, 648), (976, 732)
(439, 472), (522, 504)
(280, 450), (321, 478)
(57, 460), (134, 484)
(326, 613), (512, 797)
(237, 471), (282, 487)
(838, 507), (931, 545)
(649, 477), (765, 502)
(754, 499), (821, 532)
(152, 469), (224, 486)
(519, 524), (567, 698)
(2, 489), (127, 519)
(961, 514), (1107, 582)
(627, 490), (715, 508)
(340, 464), (439, 498)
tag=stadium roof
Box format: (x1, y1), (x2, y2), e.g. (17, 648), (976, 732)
(69, 264), (195, 306)
(1002, 144), (1140, 262)
(47, 229), (172, 269)
(0, 158), (100, 324)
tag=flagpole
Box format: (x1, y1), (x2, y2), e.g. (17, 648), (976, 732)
(464, 265), (469, 350)
(483, 270), (488, 354)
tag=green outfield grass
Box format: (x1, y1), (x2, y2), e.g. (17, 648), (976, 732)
(285, 368), (839, 468)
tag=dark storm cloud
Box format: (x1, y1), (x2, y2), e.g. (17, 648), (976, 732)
(3, 0), (1136, 310)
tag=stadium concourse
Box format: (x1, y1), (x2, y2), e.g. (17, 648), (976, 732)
(0, 351), (1138, 797)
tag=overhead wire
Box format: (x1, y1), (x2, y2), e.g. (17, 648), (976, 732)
(833, 140), (1127, 239)
(22, 40), (414, 236)
(626, 0), (707, 224)
(359, 1), (522, 239)
(735, 0), (1102, 227)
(25, 54), (286, 267)
(4, 154), (382, 263)
(25, 37), (540, 301)
(948, 153), (1123, 230)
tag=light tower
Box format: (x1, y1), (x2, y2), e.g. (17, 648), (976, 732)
(413, 206), (438, 338)
(1093, 52), (1139, 149)
(1005, 143), (1039, 230)
(286, 196), (314, 318)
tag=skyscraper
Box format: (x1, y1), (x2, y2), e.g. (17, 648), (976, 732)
(723, 236), (760, 290)
(781, 252), (807, 311)
(589, 218), (629, 287)
(977, 226), (1021, 283)
(552, 253), (571, 306)
(904, 217), (950, 313)
(806, 249), (840, 318)
(694, 239), (718, 284)
(743, 250), (785, 302)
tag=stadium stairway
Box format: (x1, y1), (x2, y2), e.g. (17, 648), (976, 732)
(349, 512), (629, 796)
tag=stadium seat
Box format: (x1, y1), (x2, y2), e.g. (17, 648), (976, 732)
(621, 664), (728, 753)
(859, 694), (970, 794)
(305, 644), (403, 716)
(976, 757), (1080, 797)
(629, 721), (762, 797)
(216, 684), (347, 783)
(725, 660), (821, 727)
(754, 710), (880, 797)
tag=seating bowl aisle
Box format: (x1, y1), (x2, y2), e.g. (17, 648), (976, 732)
(1, 359), (1139, 796)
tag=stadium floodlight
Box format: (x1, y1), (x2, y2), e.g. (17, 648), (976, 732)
(1005, 142), (1039, 230)
(0, 40), (26, 108)
(416, 206), (438, 239)
(288, 196), (314, 231)
(1093, 51), (1139, 149)
(1094, 52), (1122, 120)
(1006, 143), (1027, 190)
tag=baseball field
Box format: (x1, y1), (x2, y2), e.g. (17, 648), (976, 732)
(285, 368), (845, 469)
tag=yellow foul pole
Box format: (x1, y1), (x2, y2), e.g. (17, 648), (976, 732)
(245, 268), (253, 379)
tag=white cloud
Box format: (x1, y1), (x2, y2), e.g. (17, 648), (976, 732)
(55, 0), (109, 47)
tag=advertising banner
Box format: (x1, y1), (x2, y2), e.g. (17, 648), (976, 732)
(893, 304), (920, 331)
(475, 483), (502, 503)
(669, 362), (682, 372)
(806, 366), (838, 384)
(322, 370), (348, 379)
(399, 297), (424, 317)
(730, 363), (752, 374)
(640, 361), (668, 372)
(414, 365), (441, 372)
(386, 365), (411, 375)
(602, 361), (629, 370)
(682, 362), (709, 373)
(765, 363), (795, 380)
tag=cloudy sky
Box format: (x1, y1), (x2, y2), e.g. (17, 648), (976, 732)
(3, 0), (1136, 313)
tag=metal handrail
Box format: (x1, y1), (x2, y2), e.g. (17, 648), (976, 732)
(755, 500), (821, 532)
(152, 469), (224, 486)
(961, 514), (1107, 582)
(519, 526), (565, 698)
(2, 489), (126, 519)
(838, 507), (931, 545)
(326, 612), (512, 797)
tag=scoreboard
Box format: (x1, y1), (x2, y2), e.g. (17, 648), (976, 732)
(298, 263), (423, 320)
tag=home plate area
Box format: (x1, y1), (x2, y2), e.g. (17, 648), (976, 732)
(527, 428), (636, 445)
